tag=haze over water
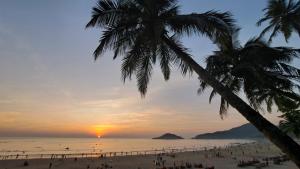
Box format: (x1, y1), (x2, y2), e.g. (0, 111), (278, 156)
(0, 138), (253, 155)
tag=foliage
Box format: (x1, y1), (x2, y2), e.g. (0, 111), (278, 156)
(257, 0), (300, 43)
(276, 96), (300, 137)
(199, 31), (300, 117)
(279, 111), (300, 137)
(86, 0), (235, 96)
(256, 0), (300, 136)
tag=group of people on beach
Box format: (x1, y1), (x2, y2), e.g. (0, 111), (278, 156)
(153, 153), (215, 169)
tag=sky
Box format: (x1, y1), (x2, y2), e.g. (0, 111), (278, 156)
(0, 0), (299, 138)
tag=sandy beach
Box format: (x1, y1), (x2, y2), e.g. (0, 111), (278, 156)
(0, 141), (298, 169)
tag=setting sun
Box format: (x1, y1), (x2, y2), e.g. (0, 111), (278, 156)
(91, 124), (117, 137)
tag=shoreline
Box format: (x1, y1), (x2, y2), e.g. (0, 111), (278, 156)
(0, 140), (258, 160)
(0, 141), (298, 169)
(0, 145), (243, 160)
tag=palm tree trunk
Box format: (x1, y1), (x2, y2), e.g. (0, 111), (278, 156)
(186, 55), (300, 167)
(163, 37), (300, 168)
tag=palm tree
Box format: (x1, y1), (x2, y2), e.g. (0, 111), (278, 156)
(201, 34), (300, 139)
(280, 111), (300, 137)
(201, 35), (300, 117)
(277, 97), (300, 137)
(86, 0), (300, 166)
(257, 0), (300, 43)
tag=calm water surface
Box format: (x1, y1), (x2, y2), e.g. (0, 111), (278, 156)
(0, 137), (254, 155)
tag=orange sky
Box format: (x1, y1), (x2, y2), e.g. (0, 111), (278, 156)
(0, 0), (295, 138)
(0, 73), (282, 138)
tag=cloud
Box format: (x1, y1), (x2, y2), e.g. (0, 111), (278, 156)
(0, 112), (21, 123)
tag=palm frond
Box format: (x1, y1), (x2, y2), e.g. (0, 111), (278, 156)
(209, 90), (217, 103)
(268, 25), (281, 43)
(279, 63), (300, 79)
(219, 97), (229, 118)
(93, 26), (119, 59)
(168, 11), (236, 41)
(162, 35), (193, 75)
(158, 43), (172, 80)
(136, 52), (153, 96)
(257, 16), (272, 26)
(86, 0), (122, 28)
(258, 24), (275, 39)
(257, 0), (300, 42)
(121, 47), (141, 82)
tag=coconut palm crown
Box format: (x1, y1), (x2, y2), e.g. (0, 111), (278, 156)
(86, 0), (235, 96)
(257, 0), (300, 43)
(200, 33), (300, 116)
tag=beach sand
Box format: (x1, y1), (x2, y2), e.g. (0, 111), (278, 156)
(0, 141), (298, 169)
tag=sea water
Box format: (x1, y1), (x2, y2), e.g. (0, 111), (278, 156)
(0, 137), (254, 156)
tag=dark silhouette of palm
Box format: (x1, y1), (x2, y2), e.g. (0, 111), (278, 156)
(86, 0), (235, 95)
(278, 97), (300, 137)
(87, 0), (300, 166)
(280, 110), (300, 137)
(257, 0), (300, 43)
(201, 34), (300, 116)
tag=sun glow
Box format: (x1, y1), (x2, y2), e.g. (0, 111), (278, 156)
(91, 124), (117, 137)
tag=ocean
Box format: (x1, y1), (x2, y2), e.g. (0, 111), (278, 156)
(0, 137), (254, 156)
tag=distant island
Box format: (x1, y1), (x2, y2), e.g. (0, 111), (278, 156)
(193, 123), (263, 139)
(153, 133), (184, 139)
